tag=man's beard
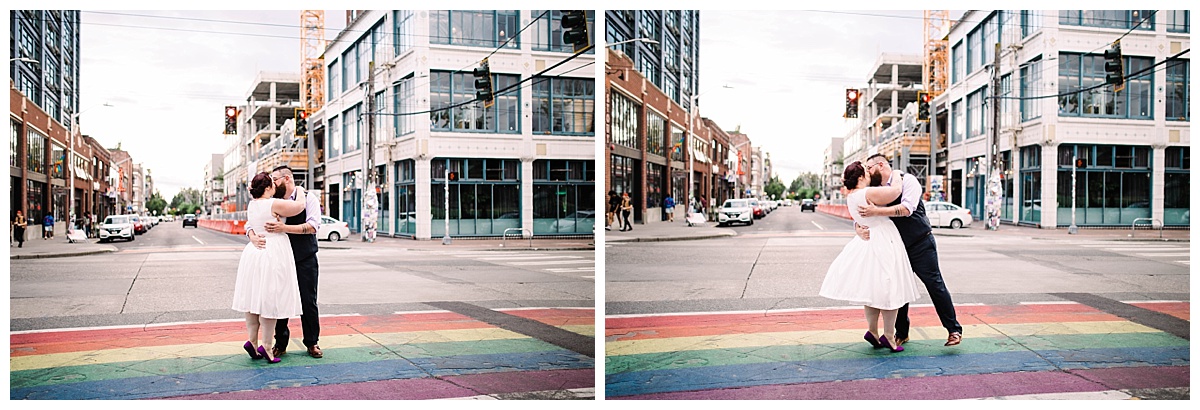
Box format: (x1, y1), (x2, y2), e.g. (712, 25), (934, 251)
(272, 183), (287, 199)
(869, 171), (884, 187)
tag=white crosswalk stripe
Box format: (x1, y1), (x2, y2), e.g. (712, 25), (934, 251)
(437, 250), (595, 273)
(1065, 241), (1190, 265)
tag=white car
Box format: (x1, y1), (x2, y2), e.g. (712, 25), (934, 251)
(98, 215), (135, 242)
(318, 215), (350, 241)
(717, 199), (754, 227)
(925, 201), (972, 229)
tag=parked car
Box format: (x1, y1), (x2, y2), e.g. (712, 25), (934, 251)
(551, 210), (596, 232)
(182, 214), (198, 228)
(749, 199), (765, 219)
(717, 199), (754, 227)
(133, 215), (147, 234)
(318, 215), (350, 241)
(925, 201), (972, 229)
(98, 215), (135, 242)
(801, 198), (817, 212)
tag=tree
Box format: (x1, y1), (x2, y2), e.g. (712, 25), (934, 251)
(146, 192), (167, 216)
(764, 176), (787, 200)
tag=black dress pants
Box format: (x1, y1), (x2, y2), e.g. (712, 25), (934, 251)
(895, 233), (961, 339)
(275, 252), (320, 349)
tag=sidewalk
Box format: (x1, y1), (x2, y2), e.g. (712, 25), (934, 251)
(9, 229), (595, 260)
(603, 220), (737, 243)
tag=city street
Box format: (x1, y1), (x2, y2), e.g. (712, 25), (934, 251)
(605, 206), (1190, 399)
(10, 222), (596, 399)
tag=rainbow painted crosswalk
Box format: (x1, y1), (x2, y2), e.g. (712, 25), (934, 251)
(605, 302), (1189, 399)
(11, 308), (595, 400)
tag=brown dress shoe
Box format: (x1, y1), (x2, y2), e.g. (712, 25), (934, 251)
(895, 336), (910, 346)
(272, 347), (286, 357)
(307, 345), (323, 358)
(945, 332), (962, 346)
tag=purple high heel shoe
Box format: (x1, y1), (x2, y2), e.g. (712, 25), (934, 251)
(243, 341), (263, 360)
(258, 345), (281, 363)
(864, 331), (884, 349)
(879, 335), (904, 353)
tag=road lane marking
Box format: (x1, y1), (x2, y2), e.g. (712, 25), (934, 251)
(192, 236), (205, 245)
(811, 221), (824, 230)
(479, 256), (582, 261)
(1135, 253), (1190, 257)
(510, 260), (594, 266)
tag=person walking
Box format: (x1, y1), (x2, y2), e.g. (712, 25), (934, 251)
(43, 213), (54, 240)
(620, 192), (634, 231)
(232, 172), (309, 364)
(856, 153), (963, 347)
(605, 190), (618, 231)
(607, 190), (622, 231)
(820, 161), (921, 353)
(13, 211), (28, 248)
(664, 193), (676, 222)
(249, 165), (325, 359)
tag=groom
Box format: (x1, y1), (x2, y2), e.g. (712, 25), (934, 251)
(855, 154), (962, 347)
(249, 165), (324, 358)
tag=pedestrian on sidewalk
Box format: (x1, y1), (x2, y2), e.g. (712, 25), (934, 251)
(606, 190), (621, 231)
(664, 193), (676, 222)
(13, 210), (28, 248)
(232, 172), (309, 364)
(620, 192), (634, 231)
(43, 213), (54, 240)
(820, 161), (921, 353)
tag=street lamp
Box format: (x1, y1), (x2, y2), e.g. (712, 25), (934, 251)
(69, 103), (114, 234)
(687, 85), (733, 216)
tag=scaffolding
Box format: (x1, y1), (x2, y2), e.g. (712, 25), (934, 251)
(923, 10), (950, 99)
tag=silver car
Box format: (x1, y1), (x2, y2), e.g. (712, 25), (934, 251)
(98, 215), (135, 242)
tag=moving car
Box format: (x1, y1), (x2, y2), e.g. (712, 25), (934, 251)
(749, 199), (766, 219)
(925, 201), (972, 229)
(130, 215), (147, 234)
(318, 215), (350, 241)
(801, 198), (817, 212)
(182, 214), (198, 228)
(717, 199), (754, 227)
(98, 215), (135, 242)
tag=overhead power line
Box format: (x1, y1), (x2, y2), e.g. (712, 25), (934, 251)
(995, 48), (1188, 101)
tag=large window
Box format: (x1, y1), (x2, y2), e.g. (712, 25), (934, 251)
(1164, 10), (1189, 33)
(951, 99), (963, 144)
(1164, 146), (1189, 225)
(1056, 144), (1151, 226)
(430, 10), (519, 49)
(50, 143), (65, 179)
(967, 26), (981, 74)
(646, 111), (666, 157)
(10, 121), (20, 168)
(429, 70), (519, 133)
(328, 116), (341, 158)
(393, 159), (416, 236)
(999, 74), (1013, 129)
(967, 88), (986, 139)
(670, 125), (686, 162)
(951, 41), (963, 84)
(1021, 10), (1042, 37)
(393, 10), (415, 57)
(1019, 146), (1041, 224)
(532, 10), (594, 53)
(532, 77), (594, 135)
(1165, 58), (1189, 121)
(343, 105), (360, 153)
(1058, 53), (1153, 119)
(645, 162), (665, 211)
(27, 129), (45, 174)
(430, 158), (521, 237)
(328, 59), (340, 101)
(393, 75), (416, 136)
(1020, 57), (1043, 121)
(1059, 10), (1154, 30)
(533, 159), (595, 234)
(610, 92), (639, 149)
(343, 44), (356, 92)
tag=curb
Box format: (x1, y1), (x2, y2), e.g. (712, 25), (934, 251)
(606, 232), (737, 243)
(10, 248), (117, 260)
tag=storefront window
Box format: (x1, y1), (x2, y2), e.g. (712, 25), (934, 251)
(1055, 144), (1151, 226)
(430, 158), (521, 237)
(533, 159), (594, 234)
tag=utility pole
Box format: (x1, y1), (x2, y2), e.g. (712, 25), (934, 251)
(363, 61), (377, 242)
(986, 41), (1001, 231)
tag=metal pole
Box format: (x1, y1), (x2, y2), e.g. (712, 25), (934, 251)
(1069, 155), (1078, 234)
(442, 168), (451, 245)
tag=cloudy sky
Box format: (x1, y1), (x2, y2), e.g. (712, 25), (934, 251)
(77, 10), (345, 200)
(698, 10), (964, 185)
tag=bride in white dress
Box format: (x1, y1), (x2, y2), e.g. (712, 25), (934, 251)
(819, 161), (922, 352)
(231, 172), (308, 363)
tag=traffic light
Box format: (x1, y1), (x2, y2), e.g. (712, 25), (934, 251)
(295, 108), (308, 137)
(1104, 41), (1124, 93)
(844, 89), (859, 118)
(1075, 158), (1086, 169)
(561, 10), (590, 53)
(224, 106), (238, 135)
(473, 58), (494, 109)
(447, 171), (459, 182)
(917, 91), (931, 122)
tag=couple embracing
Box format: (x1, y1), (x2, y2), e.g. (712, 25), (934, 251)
(231, 166), (324, 363)
(820, 154), (962, 352)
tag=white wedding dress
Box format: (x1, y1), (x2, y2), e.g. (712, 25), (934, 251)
(231, 198), (302, 319)
(818, 188), (922, 310)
